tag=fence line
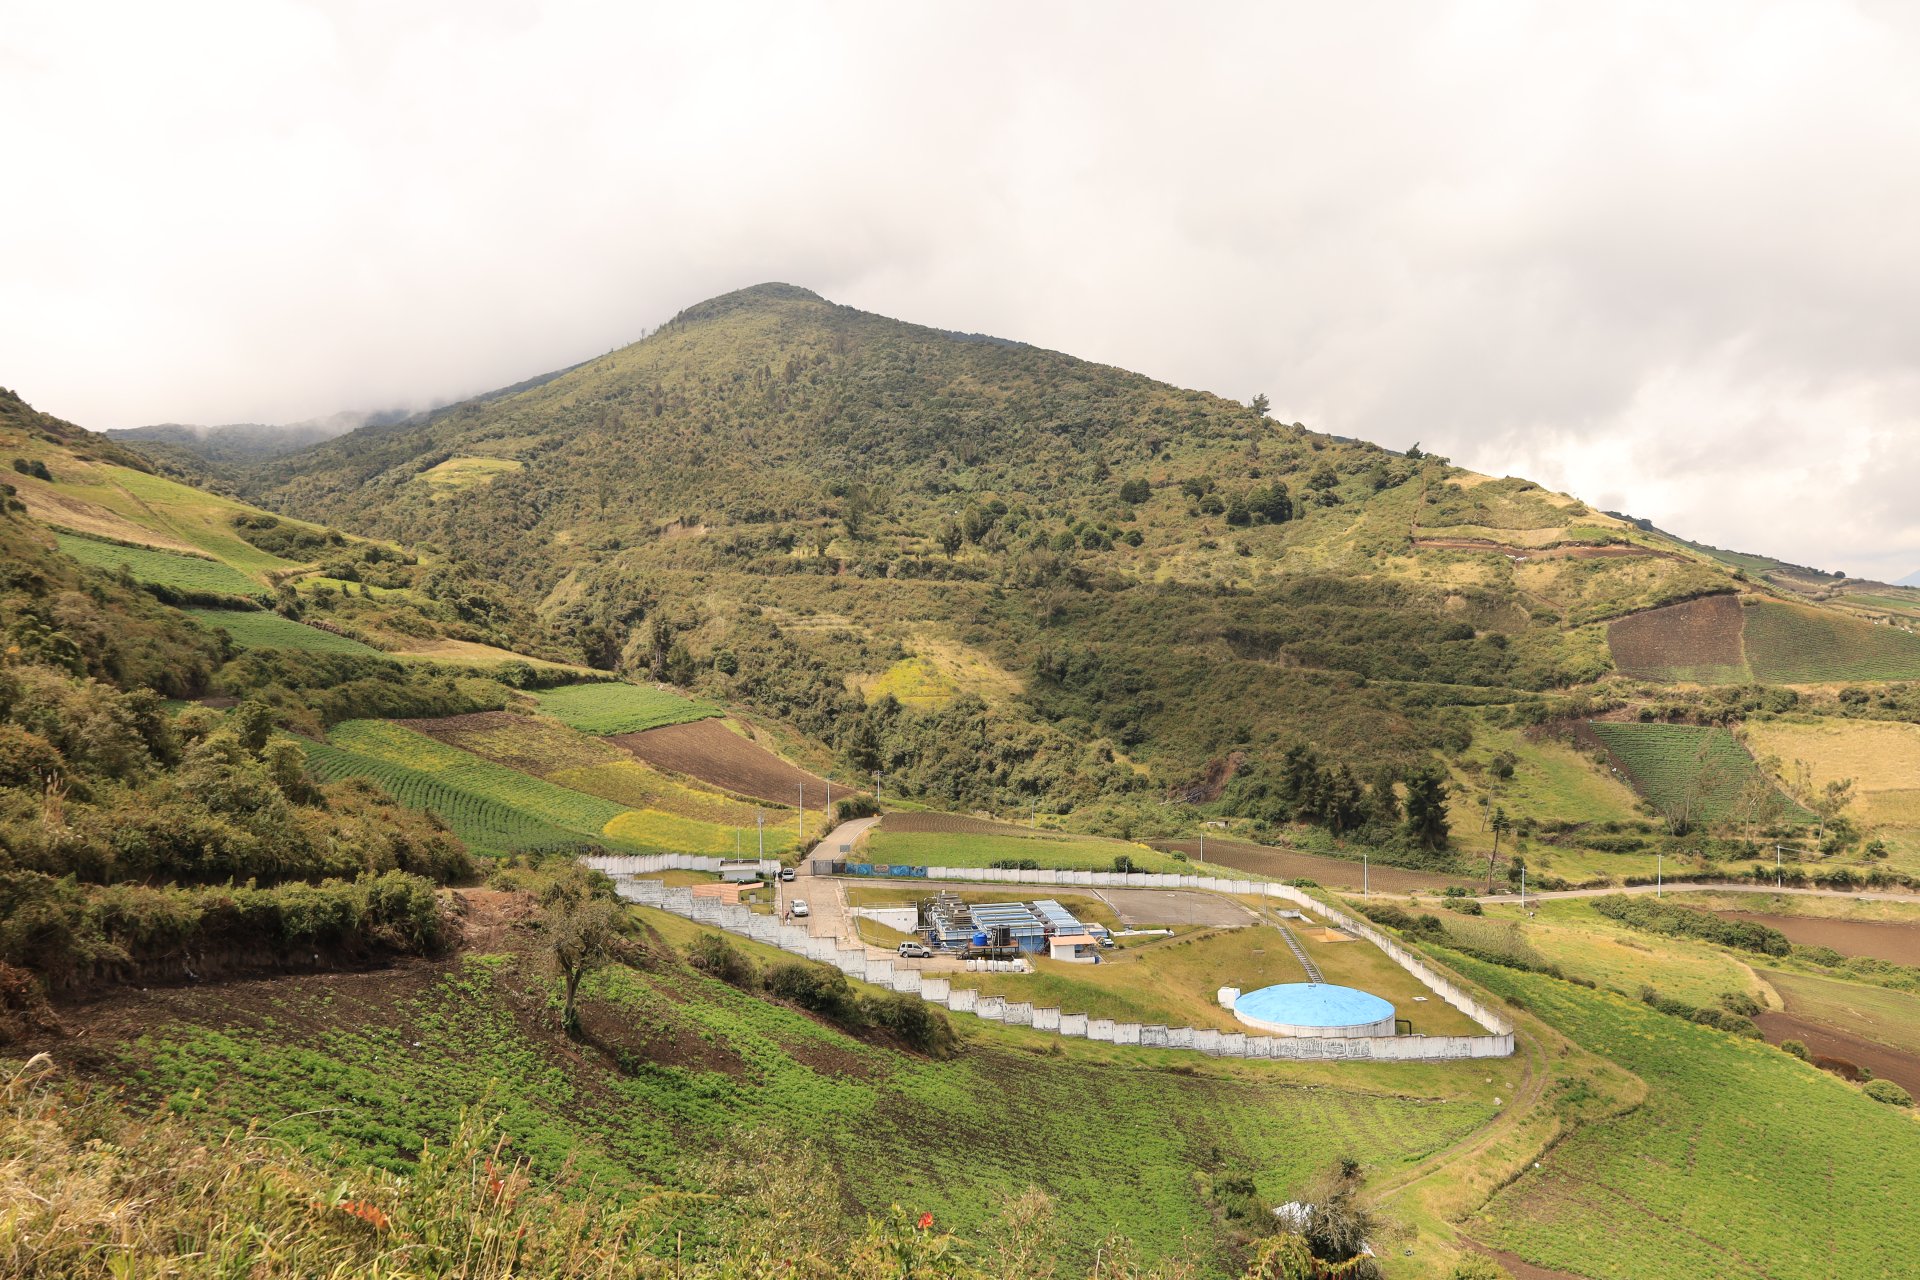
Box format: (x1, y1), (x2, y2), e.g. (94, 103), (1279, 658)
(601, 868), (1514, 1062)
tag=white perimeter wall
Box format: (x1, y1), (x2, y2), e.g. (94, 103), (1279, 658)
(587, 855), (1515, 1062)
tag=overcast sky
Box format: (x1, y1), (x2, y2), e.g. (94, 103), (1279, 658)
(5, 2), (1917, 579)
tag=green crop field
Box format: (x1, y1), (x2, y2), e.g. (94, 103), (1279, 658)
(1458, 955), (1920, 1279)
(185, 607), (381, 654)
(861, 828), (1186, 873)
(1585, 722), (1805, 828)
(300, 740), (588, 854)
(1761, 968), (1920, 1058)
(1743, 600), (1920, 683)
(120, 921), (1500, 1272)
(528, 682), (719, 735)
(55, 533), (267, 599)
(326, 720), (630, 841)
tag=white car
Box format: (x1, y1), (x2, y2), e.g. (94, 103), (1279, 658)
(896, 941), (932, 958)
(789, 899), (810, 918)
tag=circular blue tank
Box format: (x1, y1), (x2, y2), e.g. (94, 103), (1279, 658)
(1231, 983), (1396, 1037)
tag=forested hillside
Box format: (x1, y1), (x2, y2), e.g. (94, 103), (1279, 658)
(213, 286), (1752, 849)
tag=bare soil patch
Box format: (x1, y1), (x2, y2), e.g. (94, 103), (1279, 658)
(1606, 593), (1747, 680)
(1097, 889), (1255, 928)
(1712, 912), (1920, 965)
(1461, 1242), (1596, 1280)
(1151, 837), (1471, 894)
(1754, 1010), (1920, 1097)
(611, 718), (839, 807)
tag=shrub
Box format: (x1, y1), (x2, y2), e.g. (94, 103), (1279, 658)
(861, 990), (957, 1057)
(1449, 1258), (1513, 1280)
(1591, 895), (1790, 956)
(1864, 1079), (1913, 1107)
(688, 932), (756, 988)
(1781, 1039), (1811, 1061)
(764, 961), (862, 1024)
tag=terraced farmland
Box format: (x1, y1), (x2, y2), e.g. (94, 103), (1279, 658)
(300, 740), (587, 854)
(55, 533), (268, 599)
(1583, 722), (1805, 829)
(529, 682), (718, 735)
(1743, 600), (1920, 682)
(326, 720), (628, 838)
(185, 607), (380, 654)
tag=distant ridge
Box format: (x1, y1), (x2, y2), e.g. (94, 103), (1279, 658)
(1900, 570), (1920, 587)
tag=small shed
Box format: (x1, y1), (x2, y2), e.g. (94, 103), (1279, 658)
(1048, 933), (1100, 964)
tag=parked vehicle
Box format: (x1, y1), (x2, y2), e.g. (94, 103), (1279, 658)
(778, 867), (796, 882)
(790, 899), (810, 918)
(896, 941), (932, 958)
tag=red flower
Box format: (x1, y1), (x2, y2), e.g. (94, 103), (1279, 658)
(917, 1211), (934, 1231)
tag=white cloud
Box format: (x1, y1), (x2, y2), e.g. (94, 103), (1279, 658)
(2, 0), (1916, 577)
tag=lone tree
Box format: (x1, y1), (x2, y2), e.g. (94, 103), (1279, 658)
(1402, 767), (1451, 851)
(1249, 392), (1271, 416)
(1487, 807), (1513, 893)
(541, 869), (625, 1037)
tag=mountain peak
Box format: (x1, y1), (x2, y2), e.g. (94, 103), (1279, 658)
(668, 282), (826, 327)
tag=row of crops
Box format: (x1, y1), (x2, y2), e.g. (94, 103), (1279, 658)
(309, 719), (787, 857)
(1743, 601), (1920, 683)
(184, 607), (381, 655)
(301, 738), (589, 855)
(1584, 722), (1809, 827)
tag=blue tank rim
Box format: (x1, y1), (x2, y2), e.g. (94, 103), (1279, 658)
(1234, 982), (1394, 1027)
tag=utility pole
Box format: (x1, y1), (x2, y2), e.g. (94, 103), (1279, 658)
(756, 810), (765, 860)
(1199, 828), (1205, 863)
(1657, 849), (1662, 899)
(799, 782), (805, 845)
(1363, 852), (1369, 897)
(1775, 843), (1783, 889)
(1520, 863), (1526, 913)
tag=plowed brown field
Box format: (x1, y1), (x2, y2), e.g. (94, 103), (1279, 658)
(1606, 593), (1748, 681)
(1150, 836), (1472, 893)
(611, 718), (841, 807)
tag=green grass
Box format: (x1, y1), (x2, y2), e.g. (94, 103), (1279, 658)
(1476, 901), (1759, 1006)
(325, 720), (629, 842)
(860, 829), (1185, 873)
(1586, 722), (1804, 827)
(300, 740), (588, 854)
(54, 533), (267, 599)
(1744, 600), (1920, 683)
(122, 926), (1500, 1272)
(1458, 954), (1920, 1279)
(185, 607), (381, 654)
(528, 683), (719, 735)
(1455, 726), (1642, 831)
(54, 462), (312, 574)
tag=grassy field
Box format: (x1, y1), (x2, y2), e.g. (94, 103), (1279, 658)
(601, 807), (798, 856)
(1455, 726), (1643, 829)
(861, 828), (1185, 873)
(1585, 721), (1803, 828)
(185, 607), (381, 654)
(851, 655), (958, 708)
(1743, 717), (1920, 830)
(36, 457), (312, 574)
(406, 710), (621, 774)
(116, 910), (1503, 1273)
(1473, 900), (1760, 1006)
(1457, 954), (1920, 1279)
(529, 682), (719, 735)
(55, 533), (267, 599)
(1743, 600), (1920, 682)
(414, 456), (524, 491)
